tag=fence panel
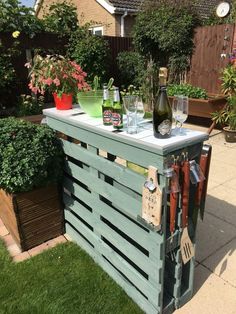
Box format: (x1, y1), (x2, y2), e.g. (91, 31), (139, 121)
(187, 24), (235, 94)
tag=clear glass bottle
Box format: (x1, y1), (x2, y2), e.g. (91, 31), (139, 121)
(102, 84), (113, 125)
(153, 67), (172, 139)
(112, 87), (123, 129)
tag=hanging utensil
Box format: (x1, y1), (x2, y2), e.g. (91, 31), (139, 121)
(180, 156), (194, 264)
(170, 163), (180, 235)
(195, 145), (212, 221)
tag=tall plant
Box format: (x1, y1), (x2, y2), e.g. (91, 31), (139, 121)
(133, 0), (200, 83)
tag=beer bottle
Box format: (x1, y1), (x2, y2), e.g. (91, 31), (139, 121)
(112, 87), (123, 129)
(102, 84), (113, 126)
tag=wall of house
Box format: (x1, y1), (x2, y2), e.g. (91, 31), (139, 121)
(36, 0), (136, 37)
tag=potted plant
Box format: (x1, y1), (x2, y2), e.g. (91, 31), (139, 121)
(211, 65), (236, 142)
(0, 117), (64, 250)
(168, 83), (227, 119)
(27, 54), (90, 110)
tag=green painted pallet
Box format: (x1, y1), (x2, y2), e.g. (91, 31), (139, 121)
(44, 108), (209, 314)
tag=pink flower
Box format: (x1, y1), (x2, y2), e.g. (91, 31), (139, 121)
(53, 78), (60, 86)
(43, 78), (53, 86)
(63, 74), (68, 79)
(25, 62), (31, 68)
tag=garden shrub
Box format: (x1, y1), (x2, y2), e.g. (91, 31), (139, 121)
(117, 51), (145, 87)
(133, 0), (200, 83)
(167, 84), (208, 99)
(17, 95), (44, 117)
(0, 118), (63, 193)
(68, 27), (110, 82)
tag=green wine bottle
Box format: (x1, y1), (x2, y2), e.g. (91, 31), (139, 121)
(102, 84), (113, 125)
(112, 87), (123, 129)
(153, 68), (172, 139)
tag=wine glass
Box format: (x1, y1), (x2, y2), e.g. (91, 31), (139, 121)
(177, 96), (189, 133)
(172, 95), (183, 132)
(135, 96), (144, 124)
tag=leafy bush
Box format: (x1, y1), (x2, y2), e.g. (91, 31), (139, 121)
(117, 51), (145, 87)
(167, 84), (208, 99)
(68, 28), (110, 82)
(212, 96), (236, 130)
(0, 0), (43, 34)
(133, 0), (199, 82)
(221, 65), (236, 96)
(17, 95), (45, 117)
(43, 1), (79, 35)
(0, 118), (63, 193)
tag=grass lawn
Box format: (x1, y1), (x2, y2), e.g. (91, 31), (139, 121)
(0, 240), (143, 314)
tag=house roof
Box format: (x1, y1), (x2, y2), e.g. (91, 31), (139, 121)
(108, 0), (142, 12)
(102, 0), (232, 17)
(195, 0), (233, 19)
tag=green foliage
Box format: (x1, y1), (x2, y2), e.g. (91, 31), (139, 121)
(0, 0), (43, 34)
(43, 1), (78, 35)
(221, 65), (236, 96)
(68, 28), (110, 82)
(212, 96), (236, 130)
(117, 51), (146, 87)
(167, 84), (208, 99)
(17, 94), (44, 117)
(0, 118), (63, 193)
(133, 0), (199, 82)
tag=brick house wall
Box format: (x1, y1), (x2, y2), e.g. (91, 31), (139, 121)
(36, 0), (135, 37)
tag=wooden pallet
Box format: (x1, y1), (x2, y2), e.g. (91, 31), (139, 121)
(0, 185), (64, 251)
(45, 110), (208, 314)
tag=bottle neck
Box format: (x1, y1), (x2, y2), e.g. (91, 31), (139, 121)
(114, 91), (120, 103)
(103, 89), (109, 100)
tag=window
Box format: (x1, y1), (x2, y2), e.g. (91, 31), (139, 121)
(91, 26), (104, 36)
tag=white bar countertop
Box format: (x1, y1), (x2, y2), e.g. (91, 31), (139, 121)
(43, 106), (209, 155)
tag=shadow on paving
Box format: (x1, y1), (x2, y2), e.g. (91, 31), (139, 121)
(194, 194), (236, 294)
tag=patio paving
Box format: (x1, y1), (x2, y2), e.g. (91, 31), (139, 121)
(0, 124), (236, 313)
(175, 126), (236, 314)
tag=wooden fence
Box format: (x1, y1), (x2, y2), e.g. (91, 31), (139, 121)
(187, 24), (235, 94)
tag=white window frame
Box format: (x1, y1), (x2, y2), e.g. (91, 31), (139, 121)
(92, 26), (104, 36)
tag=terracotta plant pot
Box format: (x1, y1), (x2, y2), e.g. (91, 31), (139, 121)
(223, 126), (236, 143)
(53, 93), (73, 110)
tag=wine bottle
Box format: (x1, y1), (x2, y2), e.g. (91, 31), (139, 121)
(102, 84), (113, 125)
(112, 87), (123, 129)
(153, 67), (172, 139)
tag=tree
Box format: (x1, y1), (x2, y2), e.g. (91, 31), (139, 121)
(133, 0), (200, 82)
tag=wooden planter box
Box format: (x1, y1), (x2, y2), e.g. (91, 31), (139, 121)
(0, 185), (64, 251)
(169, 94), (227, 119)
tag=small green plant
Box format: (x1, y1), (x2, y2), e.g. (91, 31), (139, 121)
(0, 118), (64, 193)
(212, 96), (236, 130)
(17, 94), (44, 116)
(221, 65), (236, 96)
(167, 84), (208, 99)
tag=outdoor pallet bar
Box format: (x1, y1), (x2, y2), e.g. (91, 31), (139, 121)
(44, 107), (209, 314)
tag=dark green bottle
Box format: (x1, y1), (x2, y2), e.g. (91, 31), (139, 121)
(153, 67), (172, 139)
(102, 84), (113, 125)
(112, 87), (123, 129)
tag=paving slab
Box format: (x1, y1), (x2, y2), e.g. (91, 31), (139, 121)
(195, 212), (236, 263)
(202, 237), (236, 288)
(205, 186), (236, 227)
(208, 158), (236, 184)
(175, 265), (236, 314)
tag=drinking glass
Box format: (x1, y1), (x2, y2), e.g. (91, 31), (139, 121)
(123, 95), (138, 134)
(177, 96), (188, 132)
(172, 95), (188, 133)
(135, 96), (144, 124)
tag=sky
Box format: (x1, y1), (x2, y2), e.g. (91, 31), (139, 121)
(20, 0), (35, 8)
